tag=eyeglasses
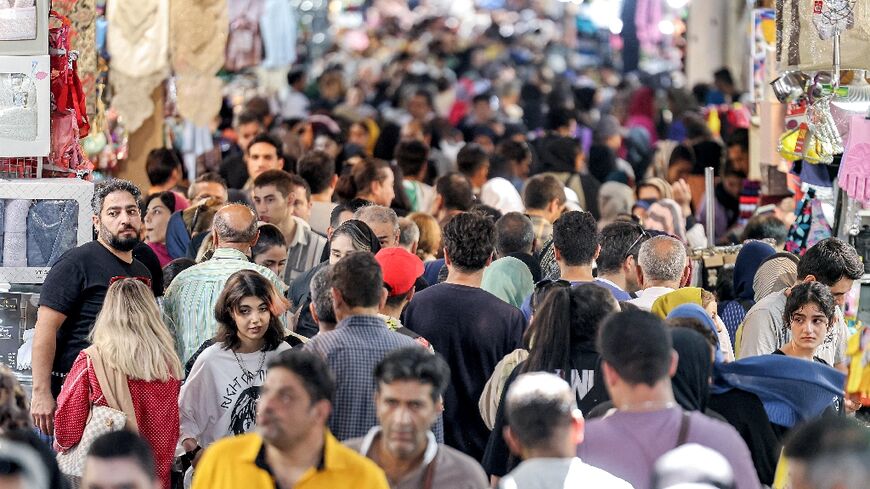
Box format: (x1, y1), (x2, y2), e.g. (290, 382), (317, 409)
(531, 278), (571, 313)
(623, 227), (650, 261)
(110, 276), (152, 288)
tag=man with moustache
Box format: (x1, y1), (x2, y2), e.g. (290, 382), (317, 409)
(30, 179), (153, 435)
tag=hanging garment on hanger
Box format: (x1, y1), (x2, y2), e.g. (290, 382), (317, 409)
(785, 190), (814, 255)
(52, 0), (97, 117)
(259, 0), (297, 69)
(225, 0), (263, 72)
(175, 74), (223, 129)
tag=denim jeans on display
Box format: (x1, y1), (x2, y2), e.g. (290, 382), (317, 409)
(26, 200), (78, 267)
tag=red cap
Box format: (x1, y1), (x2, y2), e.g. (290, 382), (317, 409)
(375, 248), (425, 296)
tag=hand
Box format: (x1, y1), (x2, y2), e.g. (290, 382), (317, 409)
(672, 178), (693, 216)
(845, 394), (862, 415)
(30, 389), (56, 435)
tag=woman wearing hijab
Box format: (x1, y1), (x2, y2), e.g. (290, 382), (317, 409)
(719, 242), (777, 346)
(481, 257), (535, 309)
(597, 182), (635, 230)
(752, 252), (800, 303)
(656, 295), (734, 362)
(670, 328), (714, 413)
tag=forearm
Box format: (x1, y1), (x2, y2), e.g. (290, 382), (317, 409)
(31, 325), (57, 395)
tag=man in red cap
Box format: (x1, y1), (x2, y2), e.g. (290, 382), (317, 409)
(375, 248), (433, 351)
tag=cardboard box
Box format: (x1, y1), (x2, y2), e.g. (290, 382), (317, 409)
(0, 178), (93, 283)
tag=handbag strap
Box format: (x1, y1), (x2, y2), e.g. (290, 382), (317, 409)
(84, 346), (139, 433)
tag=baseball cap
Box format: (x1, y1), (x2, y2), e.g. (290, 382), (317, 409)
(375, 248), (424, 296)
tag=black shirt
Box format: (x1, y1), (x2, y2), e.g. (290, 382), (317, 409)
(219, 154), (249, 191)
(39, 241), (151, 391)
(404, 283), (525, 461)
(132, 241), (164, 297)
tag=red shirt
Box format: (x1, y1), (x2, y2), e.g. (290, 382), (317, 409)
(55, 350), (181, 489)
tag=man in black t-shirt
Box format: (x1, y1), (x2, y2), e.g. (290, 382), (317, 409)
(30, 179), (152, 435)
(404, 212), (525, 461)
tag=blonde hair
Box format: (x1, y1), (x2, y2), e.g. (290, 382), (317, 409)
(408, 212), (442, 260)
(90, 279), (183, 381)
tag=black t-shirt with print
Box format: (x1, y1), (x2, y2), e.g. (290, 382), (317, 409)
(39, 241), (151, 393)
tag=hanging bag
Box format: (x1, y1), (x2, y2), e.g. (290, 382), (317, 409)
(56, 346), (138, 479)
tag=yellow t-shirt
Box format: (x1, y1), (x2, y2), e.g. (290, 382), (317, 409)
(192, 431), (389, 489)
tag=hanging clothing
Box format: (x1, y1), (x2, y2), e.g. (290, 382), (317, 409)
(259, 0), (297, 68)
(225, 0), (263, 72)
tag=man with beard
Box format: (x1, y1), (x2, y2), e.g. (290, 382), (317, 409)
(30, 179), (153, 435)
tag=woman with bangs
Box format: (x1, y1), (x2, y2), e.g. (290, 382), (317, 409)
(178, 269), (291, 468)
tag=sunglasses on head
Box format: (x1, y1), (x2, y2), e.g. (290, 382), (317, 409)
(531, 278), (571, 313)
(623, 226), (650, 261)
(110, 276), (152, 288)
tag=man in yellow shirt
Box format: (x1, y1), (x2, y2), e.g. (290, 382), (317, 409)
(193, 350), (389, 489)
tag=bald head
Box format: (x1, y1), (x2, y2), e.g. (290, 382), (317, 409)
(637, 235), (687, 283)
(213, 204), (259, 245)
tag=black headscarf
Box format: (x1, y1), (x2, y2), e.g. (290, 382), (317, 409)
(587, 144), (617, 182)
(671, 328), (713, 412)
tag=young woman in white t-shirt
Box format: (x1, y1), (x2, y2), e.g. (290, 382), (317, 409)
(178, 269), (291, 468)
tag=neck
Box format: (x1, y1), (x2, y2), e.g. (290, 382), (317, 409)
(266, 429), (325, 473)
(446, 267), (484, 287)
(235, 336), (265, 354)
(381, 305), (404, 320)
(312, 190), (333, 203)
(98, 237), (134, 264)
(373, 434), (427, 481)
(785, 341), (816, 361)
(358, 192), (380, 204)
(523, 443), (574, 460)
(644, 280), (679, 290)
(613, 379), (676, 413)
(558, 264), (594, 282)
(597, 272), (627, 291)
(217, 243), (252, 256)
(148, 183), (174, 195)
(336, 307), (381, 322)
(278, 215), (298, 242)
(525, 208), (554, 223)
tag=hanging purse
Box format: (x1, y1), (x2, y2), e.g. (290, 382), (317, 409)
(56, 347), (138, 479)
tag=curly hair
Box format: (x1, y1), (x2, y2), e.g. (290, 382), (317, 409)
(0, 365), (30, 432)
(443, 212), (495, 272)
(782, 281), (836, 335)
(214, 270), (290, 351)
(92, 179), (142, 215)
(552, 211), (599, 266)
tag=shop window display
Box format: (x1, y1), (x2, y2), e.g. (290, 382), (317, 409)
(0, 0), (36, 41)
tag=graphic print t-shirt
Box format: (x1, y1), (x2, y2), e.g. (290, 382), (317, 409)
(179, 342), (291, 447)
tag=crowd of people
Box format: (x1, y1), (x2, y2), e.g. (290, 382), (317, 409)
(2, 6), (869, 489)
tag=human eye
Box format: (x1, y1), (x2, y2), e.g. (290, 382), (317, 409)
(238, 306), (251, 315)
(106, 210), (118, 218)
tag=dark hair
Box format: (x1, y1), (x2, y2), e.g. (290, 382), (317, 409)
(332, 219), (381, 254)
(252, 223), (287, 259)
(374, 347), (450, 403)
(434, 173), (474, 211)
(309, 265), (336, 325)
(143, 191), (176, 216)
(409, 89), (434, 108)
(667, 317), (718, 351)
(470, 203), (502, 222)
(797, 238), (864, 285)
(297, 150), (336, 195)
(598, 221), (647, 274)
(552, 211), (598, 266)
(546, 107), (575, 131)
(740, 214), (787, 246)
(523, 174), (566, 210)
(145, 148), (182, 186)
(497, 140), (530, 164)
(443, 212), (495, 272)
(727, 128), (749, 152)
(597, 310), (673, 386)
(92, 179), (142, 215)
(472, 93), (491, 105)
(288, 174), (311, 200)
(236, 110), (263, 128)
(330, 203), (352, 228)
(214, 269), (288, 352)
(253, 169), (295, 198)
(456, 143), (490, 179)
(668, 144), (695, 168)
(525, 284), (617, 378)
(162, 258), (195, 292)
(267, 349), (336, 403)
(783, 416), (870, 489)
(395, 139), (429, 178)
(335, 157), (391, 201)
(505, 373), (575, 450)
(713, 68), (735, 87)
(87, 431), (156, 480)
(246, 132), (282, 156)
(783, 281), (837, 334)
(331, 251), (383, 308)
(495, 212), (534, 256)
(287, 67), (305, 87)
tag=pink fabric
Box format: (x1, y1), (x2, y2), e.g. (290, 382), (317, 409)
(55, 351), (181, 489)
(172, 191), (190, 212)
(148, 242), (173, 267)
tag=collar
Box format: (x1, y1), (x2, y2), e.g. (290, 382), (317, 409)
(211, 247), (251, 261)
(636, 286), (675, 297)
(595, 277), (627, 292)
(359, 426), (438, 466)
(287, 216), (311, 248)
(378, 314), (403, 331)
(253, 430), (345, 476)
(336, 314), (388, 330)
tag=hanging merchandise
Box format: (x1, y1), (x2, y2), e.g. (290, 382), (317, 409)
(51, 0), (96, 117)
(776, 0), (869, 73)
(49, 11), (88, 136)
(785, 188), (820, 255)
(106, 0), (169, 133)
(831, 71), (870, 145)
(169, 0), (227, 128)
(0, 55), (50, 157)
(259, 0), (297, 69)
(225, 0), (263, 73)
(838, 114), (870, 203)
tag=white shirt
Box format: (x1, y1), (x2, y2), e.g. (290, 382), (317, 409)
(500, 457), (634, 489)
(480, 177), (525, 214)
(627, 286), (676, 311)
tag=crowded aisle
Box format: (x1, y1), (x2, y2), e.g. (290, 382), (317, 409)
(0, 1), (866, 489)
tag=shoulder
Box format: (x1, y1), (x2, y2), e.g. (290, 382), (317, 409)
(329, 438), (388, 482)
(202, 432), (262, 460)
(576, 461), (634, 488)
(343, 436), (364, 453)
(191, 344), (227, 367)
(437, 444), (487, 478)
(685, 411), (747, 446)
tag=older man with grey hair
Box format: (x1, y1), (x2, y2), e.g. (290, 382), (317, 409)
(354, 205), (400, 248)
(627, 235), (689, 310)
(163, 204), (287, 363)
(398, 218), (420, 255)
(308, 264), (336, 333)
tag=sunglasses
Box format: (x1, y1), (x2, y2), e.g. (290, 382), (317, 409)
(531, 278), (571, 312)
(110, 276), (152, 288)
(623, 226), (650, 261)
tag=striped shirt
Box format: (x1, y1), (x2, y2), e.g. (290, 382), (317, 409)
(162, 247), (288, 363)
(284, 216), (328, 284)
